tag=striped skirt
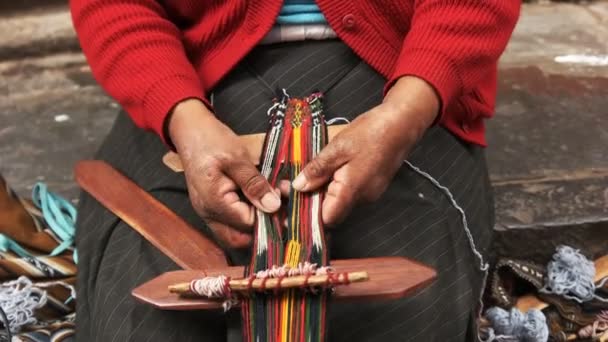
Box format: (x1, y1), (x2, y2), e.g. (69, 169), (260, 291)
(75, 40), (494, 342)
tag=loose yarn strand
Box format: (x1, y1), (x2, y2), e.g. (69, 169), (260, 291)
(402, 160), (489, 272)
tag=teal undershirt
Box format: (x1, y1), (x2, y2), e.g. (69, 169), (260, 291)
(277, 0), (327, 25)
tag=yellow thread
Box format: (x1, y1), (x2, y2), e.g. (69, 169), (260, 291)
(280, 292), (289, 341)
(293, 128), (302, 163)
(285, 240), (301, 267)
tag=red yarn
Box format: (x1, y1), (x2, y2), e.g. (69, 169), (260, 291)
(247, 276), (255, 292)
(223, 277), (232, 297)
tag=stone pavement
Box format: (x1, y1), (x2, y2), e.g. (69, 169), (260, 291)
(0, 2), (606, 260)
(488, 2), (608, 260)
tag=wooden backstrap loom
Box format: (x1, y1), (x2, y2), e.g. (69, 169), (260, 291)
(75, 93), (437, 341)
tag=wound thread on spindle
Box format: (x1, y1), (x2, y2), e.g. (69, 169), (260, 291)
(189, 276), (230, 298)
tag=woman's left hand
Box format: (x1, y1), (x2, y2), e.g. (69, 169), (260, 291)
(292, 76), (440, 226)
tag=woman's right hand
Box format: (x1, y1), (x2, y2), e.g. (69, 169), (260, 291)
(168, 99), (281, 249)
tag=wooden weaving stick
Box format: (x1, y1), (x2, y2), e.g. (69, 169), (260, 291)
(163, 124), (347, 172)
(133, 257), (435, 310)
(74, 160), (437, 311)
(515, 254), (608, 312)
(168, 271), (370, 294)
(75, 160), (228, 270)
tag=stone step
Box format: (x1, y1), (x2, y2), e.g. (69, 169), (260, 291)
(488, 2), (608, 261)
(0, 5), (79, 61)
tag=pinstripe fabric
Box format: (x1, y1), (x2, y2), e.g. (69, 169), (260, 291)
(75, 41), (493, 342)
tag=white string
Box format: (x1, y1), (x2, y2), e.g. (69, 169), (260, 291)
(255, 262), (331, 279)
(0, 276), (48, 333)
(189, 275), (237, 312)
(190, 276), (229, 298)
(403, 160), (489, 272)
(325, 117), (350, 125)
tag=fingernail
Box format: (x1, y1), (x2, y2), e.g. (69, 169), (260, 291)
(292, 173), (308, 191)
(261, 192), (281, 211)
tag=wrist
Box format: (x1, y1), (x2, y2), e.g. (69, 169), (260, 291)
(168, 98), (218, 152)
(382, 76), (440, 136)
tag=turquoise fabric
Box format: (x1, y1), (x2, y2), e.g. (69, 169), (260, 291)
(0, 183), (78, 263)
(277, 0), (327, 25)
(32, 182), (78, 263)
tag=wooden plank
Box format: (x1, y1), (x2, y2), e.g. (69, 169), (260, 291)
(74, 160), (228, 270)
(131, 256), (437, 310)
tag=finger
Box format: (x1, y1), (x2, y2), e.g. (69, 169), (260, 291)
(223, 160), (281, 213)
(322, 179), (356, 226)
(292, 140), (349, 192)
(279, 180), (291, 197)
(202, 176), (255, 230)
(207, 220), (252, 249)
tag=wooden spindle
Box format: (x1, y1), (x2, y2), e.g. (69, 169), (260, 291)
(169, 271), (369, 297)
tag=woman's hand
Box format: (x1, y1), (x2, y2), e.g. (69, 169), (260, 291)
(168, 99), (281, 248)
(292, 76), (440, 226)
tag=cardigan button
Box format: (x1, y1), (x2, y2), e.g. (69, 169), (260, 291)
(342, 14), (357, 30)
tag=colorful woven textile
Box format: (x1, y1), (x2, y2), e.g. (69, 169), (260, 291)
(241, 92), (329, 342)
(0, 176), (76, 342)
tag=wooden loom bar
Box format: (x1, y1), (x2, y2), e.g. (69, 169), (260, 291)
(74, 160), (228, 270)
(169, 271), (369, 296)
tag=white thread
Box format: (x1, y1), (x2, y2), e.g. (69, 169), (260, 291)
(403, 160), (488, 272)
(189, 275), (237, 312)
(0, 276), (48, 333)
(256, 265), (288, 279)
(255, 262), (330, 279)
(190, 276), (229, 298)
(311, 192), (323, 250)
(325, 117), (350, 125)
(266, 102), (280, 117)
(311, 118), (324, 251)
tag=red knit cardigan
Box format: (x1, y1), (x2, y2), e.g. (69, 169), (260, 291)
(70, 0), (520, 146)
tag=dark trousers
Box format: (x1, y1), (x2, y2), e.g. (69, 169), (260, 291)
(75, 41), (494, 341)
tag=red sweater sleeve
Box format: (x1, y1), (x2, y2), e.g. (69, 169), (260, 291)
(70, 0), (207, 143)
(386, 0), (520, 119)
